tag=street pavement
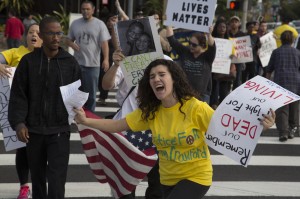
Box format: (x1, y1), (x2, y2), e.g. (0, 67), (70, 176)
(0, 91), (300, 199)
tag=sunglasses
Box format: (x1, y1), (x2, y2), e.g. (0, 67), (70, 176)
(189, 41), (200, 48)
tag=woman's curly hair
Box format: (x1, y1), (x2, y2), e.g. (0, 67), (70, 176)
(137, 59), (199, 121)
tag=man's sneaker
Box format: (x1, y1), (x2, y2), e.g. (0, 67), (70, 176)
(279, 135), (288, 142)
(17, 185), (30, 199)
(288, 127), (297, 139)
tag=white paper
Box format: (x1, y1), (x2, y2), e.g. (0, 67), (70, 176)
(206, 76), (300, 167)
(60, 80), (89, 124)
(258, 32), (277, 67)
(212, 38), (233, 74)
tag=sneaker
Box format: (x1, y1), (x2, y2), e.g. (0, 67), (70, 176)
(288, 127), (297, 139)
(279, 135), (288, 142)
(17, 185), (30, 199)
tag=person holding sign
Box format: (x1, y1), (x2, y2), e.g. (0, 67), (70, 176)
(166, 25), (216, 103)
(74, 59), (275, 199)
(0, 23), (42, 199)
(266, 30), (300, 142)
(210, 19), (236, 109)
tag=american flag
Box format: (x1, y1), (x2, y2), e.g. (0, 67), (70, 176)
(78, 110), (158, 198)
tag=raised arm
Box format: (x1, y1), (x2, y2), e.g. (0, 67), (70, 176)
(102, 49), (125, 90)
(115, 0), (129, 21)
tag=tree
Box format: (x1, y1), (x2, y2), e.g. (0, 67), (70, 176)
(0, 0), (34, 16)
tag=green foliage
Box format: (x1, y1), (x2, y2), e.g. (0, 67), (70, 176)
(33, 4), (70, 34)
(53, 4), (70, 34)
(0, 0), (34, 16)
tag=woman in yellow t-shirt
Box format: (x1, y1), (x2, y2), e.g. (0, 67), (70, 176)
(0, 23), (42, 198)
(74, 58), (275, 199)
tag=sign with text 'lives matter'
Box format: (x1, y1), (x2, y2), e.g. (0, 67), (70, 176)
(164, 0), (217, 33)
(206, 76), (300, 167)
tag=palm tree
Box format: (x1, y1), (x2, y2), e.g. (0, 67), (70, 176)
(0, 0), (34, 16)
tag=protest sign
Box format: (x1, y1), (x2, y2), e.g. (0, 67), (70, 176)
(212, 38), (233, 74)
(115, 17), (163, 87)
(0, 67), (25, 151)
(231, 36), (253, 64)
(164, 0), (217, 33)
(206, 76), (300, 167)
(258, 32), (277, 67)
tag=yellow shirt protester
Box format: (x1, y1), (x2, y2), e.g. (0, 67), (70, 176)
(126, 97), (214, 186)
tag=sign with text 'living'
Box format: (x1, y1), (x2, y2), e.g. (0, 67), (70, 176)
(206, 76), (300, 167)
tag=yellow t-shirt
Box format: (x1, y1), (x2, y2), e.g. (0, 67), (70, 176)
(273, 24), (299, 47)
(126, 97), (214, 186)
(1, 46), (30, 66)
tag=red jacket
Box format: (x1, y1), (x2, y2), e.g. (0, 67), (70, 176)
(5, 17), (24, 39)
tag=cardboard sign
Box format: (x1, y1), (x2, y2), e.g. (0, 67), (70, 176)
(231, 36), (253, 64)
(164, 0), (217, 33)
(115, 17), (163, 87)
(258, 32), (277, 67)
(212, 38), (233, 74)
(206, 76), (300, 167)
(0, 67), (25, 151)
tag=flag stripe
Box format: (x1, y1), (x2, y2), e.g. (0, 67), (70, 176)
(78, 109), (158, 198)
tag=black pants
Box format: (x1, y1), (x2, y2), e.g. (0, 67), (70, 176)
(98, 66), (109, 100)
(27, 132), (70, 199)
(16, 147), (29, 185)
(120, 161), (163, 199)
(162, 180), (210, 199)
(275, 100), (300, 137)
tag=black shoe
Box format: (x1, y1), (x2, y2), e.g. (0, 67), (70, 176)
(279, 136), (288, 142)
(288, 127), (297, 139)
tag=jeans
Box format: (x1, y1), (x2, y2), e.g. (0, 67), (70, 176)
(80, 66), (100, 112)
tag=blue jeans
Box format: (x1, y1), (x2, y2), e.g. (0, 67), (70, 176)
(80, 66), (100, 112)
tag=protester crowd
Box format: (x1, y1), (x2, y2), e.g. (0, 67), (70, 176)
(2, 0), (299, 198)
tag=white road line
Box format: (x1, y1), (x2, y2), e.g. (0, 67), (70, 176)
(0, 154), (300, 166)
(0, 181), (299, 198)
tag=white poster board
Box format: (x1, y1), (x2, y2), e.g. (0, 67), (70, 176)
(164, 0), (217, 33)
(115, 17), (163, 87)
(206, 76), (300, 167)
(258, 32), (277, 67)
(68, 13), (82, 55)
(212, 38), (233, 74)
(0, 68), (26, 151)
(231, 36), (253, 64)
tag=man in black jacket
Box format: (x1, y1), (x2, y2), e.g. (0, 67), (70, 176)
(8, 17), (81, 199)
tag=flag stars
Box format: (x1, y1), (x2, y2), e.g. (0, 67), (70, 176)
(138, 137), (143, 142)
(131, 134), (136, 139)
(148, 133), (152, 138)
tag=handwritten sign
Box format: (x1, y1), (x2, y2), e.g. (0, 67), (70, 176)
(116, 17), (163, 87)
(231, 36), (253, 64)
(212, 38), (233, 74)
(164, 0), (217, 33)
(258, 32), (277, 67)
(206, 75), (300, 167)
(0, 67), (25, 151)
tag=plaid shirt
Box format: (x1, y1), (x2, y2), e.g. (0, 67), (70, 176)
(266, 45), (300, 94)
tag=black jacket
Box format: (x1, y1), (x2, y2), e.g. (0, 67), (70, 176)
(8, 47), (81, 134)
